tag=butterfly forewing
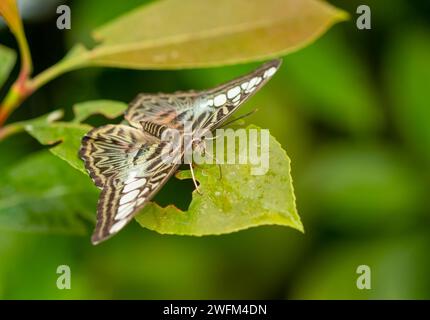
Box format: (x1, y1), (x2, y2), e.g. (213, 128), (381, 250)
(195, 59), (282, 131)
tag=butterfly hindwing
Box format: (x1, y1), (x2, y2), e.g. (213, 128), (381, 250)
(79, 124), (158, 188)
(80, 124), (181, 244)
(92, 161), (179, 244)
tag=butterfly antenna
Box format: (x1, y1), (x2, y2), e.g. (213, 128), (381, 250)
(221, 108), (259, 128)
(189, 163), (202, 195)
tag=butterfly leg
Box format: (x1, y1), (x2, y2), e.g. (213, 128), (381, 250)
(189, 163), (202, 195)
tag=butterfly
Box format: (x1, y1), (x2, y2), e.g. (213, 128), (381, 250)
(79, 59), (282, 244)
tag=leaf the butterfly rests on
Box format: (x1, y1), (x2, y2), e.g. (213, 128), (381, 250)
(80, 59), (282, 244)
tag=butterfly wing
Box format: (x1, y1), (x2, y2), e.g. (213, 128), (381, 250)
(79, 124), (180, 244)
(79, 124), (159, 189)
(92, 160), (178, 244)
(198, 59), (282, 131)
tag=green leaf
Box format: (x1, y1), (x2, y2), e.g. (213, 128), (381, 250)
(72, 100), (127, 123)
(136, 125), (303, 235)
(25, 122), (91, 174)
(63, 0), (348, 70)
(385, 26), (430, 162)
(0, 151), (97, 234)
(23, 100), (127, 173)
(0, 44), (16, 89)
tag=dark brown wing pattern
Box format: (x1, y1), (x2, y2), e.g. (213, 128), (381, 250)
(80, 124), (180, 244)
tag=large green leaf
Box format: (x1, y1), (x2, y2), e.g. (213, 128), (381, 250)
(25, 122), (91, 174)
(136, 125), (303, 235)
(0, 44), (16, 89)
(0, 151), (97, 234)
(61, 0), (347, 70)
(24, 105), (302, 236)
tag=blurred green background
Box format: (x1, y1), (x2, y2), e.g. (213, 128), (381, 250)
(0, 0), (430, 299)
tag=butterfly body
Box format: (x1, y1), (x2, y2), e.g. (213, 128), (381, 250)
(80, 59), (281, 244)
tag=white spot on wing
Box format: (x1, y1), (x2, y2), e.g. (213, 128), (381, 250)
(115, 203), (134, 220)
(264, 67), (277, 78)
(125, 171), (139, 184)
(214, 94), (227, 107)
(241, 82), (249, 90)
(249, 77), (259, 88)
(119, 189), (140, 205)
(123, 178), (147, 193)
(109, 219), (128, 234)
(227, 86), (241, 99)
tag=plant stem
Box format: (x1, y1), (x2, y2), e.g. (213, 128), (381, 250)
(0, 55), (87, 128)
(0, 82), (26, 126)
(0, 0), (89, 128)
(27, 56), (87, 92)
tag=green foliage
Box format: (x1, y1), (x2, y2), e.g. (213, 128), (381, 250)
(0, 0), (342, 242)
(5, 0), (429, 301)
(0, 151), (97, 234)
(42, 0), (348, 81)
(280, 31), (382, 135)
(24, 100), (127, 173)
(385, 26), (430, 162)
(72, 100), (128, 123)
(298, 144), (426, 232)
(26, 122), (91, 173)
(293, 236), (430, 299)
(0, 45), (16, 89)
